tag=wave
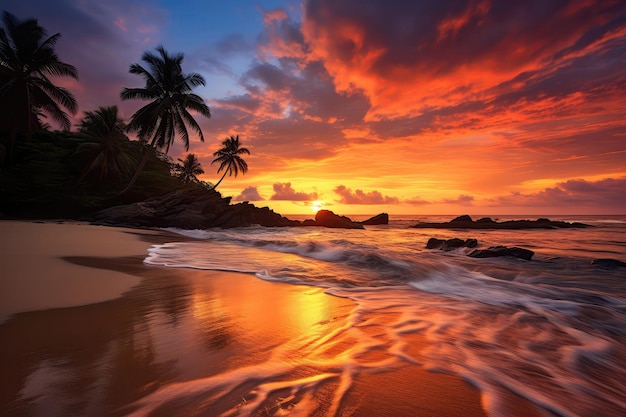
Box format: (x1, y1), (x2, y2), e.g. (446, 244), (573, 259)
(143, 227), (626, 416)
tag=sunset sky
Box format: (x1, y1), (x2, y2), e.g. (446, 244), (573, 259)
(4, 0), (626, 215)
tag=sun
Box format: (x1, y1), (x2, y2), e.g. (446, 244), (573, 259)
(310, 200), (324, 213)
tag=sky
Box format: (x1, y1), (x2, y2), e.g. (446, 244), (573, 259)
(4, 0), (626, 215)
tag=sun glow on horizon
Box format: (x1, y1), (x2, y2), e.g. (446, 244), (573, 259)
(310, 200), (325, 213)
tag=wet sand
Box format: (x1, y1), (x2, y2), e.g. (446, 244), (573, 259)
(0, 221), (488, 416)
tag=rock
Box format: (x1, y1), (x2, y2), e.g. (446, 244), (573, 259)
(591, 258), (626, 268)
(360, 213), (389, 225)
(313, 210), (364, 229)
(426, 237), (478, 250)
(426, 238), (446, 249)
(441, 238), (466, 249)
(469, 246), (534, 261)
(451, 215), (473, 223)
(464, 238), (478, 248)
(91, 188), (300, 229)
(411, 215), (590, 229)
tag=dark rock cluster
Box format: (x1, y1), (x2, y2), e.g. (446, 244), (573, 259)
(91, 188), (299, 229)
(412, 215), (589, 229)
(426, 237), (535, 260)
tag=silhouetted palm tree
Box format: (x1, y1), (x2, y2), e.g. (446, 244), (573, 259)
(174, 153), (204, 184)
(119, 45), (210, 193)
(211, 135), (249, 189)
(73, 105), (131, 183)
(0, 11), (78, 160)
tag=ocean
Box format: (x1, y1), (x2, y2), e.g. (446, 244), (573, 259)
(143, 215), (626, 417)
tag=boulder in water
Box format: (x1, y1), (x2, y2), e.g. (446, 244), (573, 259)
(313, 210), (364, 229)
(591, 258), (626, 268)
(468, 246), (534, 261)
(426, 237), (478, 250)
(360, 213), (389, 225)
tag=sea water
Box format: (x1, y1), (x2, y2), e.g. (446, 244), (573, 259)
(141, 215), (626, 417)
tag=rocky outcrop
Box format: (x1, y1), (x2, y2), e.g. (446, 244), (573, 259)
(426, 237), (478, 250)
(306, 210), (364, 229)
(591, 258), (626, 268)
(91, 188), (299, 229)
(360, 213), (389, 225)
(91, 190), (372, 230)
(412, 215), (589, 229)
(468, 246), (534, 261)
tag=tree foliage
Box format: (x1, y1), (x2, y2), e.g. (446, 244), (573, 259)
(174, 153), (204, 184)
(211, 135), (249, 189)
(73, 105), (132, 183)
(0, 11), (78, 159)
(121, 45), (211, 152)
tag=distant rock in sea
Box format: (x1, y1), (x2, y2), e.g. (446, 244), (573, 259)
(411, 215), (590, 230)
(591, 258), (626, 268)
(426, 237), (478, 250)
(468, 246), (534, 261)
(303, 210), (364, 229)
(360, 213), (389, 225)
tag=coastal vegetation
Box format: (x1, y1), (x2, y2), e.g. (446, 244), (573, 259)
(0, 11), (78, 162)
(174, 153), (205, 184)
(119, 45), (212, 194)
(0, 11), (249, 219)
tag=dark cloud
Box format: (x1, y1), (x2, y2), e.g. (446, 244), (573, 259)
(304, 0), (625, 79)
(216, 33), (255, 56)
(488, 178), (626, 210)
(334, 185), (399, 204)
(243, 62), (292, 91)
(196, 56), (235, 76)
(214, 94), (262, 112)
(233, 186), (264, 201)
(270, 182), (318, 201)
(2, 0), (168, 121)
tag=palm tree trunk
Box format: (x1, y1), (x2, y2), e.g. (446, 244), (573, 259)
(118, 147), (150, 195)
(211, 169), (229, 190)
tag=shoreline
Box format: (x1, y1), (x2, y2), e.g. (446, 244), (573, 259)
(0, 220), (490, 416)
(0, 220), (197, 321)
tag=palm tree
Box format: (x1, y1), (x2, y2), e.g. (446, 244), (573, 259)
(174, 153), (204, 184)
(0, 11), (78, 160)
(211, 135), (249, 189)
(119, 45), (210, 194)
(73, 105), (132, 183)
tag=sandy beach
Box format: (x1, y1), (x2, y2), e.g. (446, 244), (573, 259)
(0, 220), (490, 416)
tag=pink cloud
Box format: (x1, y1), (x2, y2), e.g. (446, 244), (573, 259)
(334, 185), (399, 204)
(270, 183), (318, 201)
(233, 186), (264, 201)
